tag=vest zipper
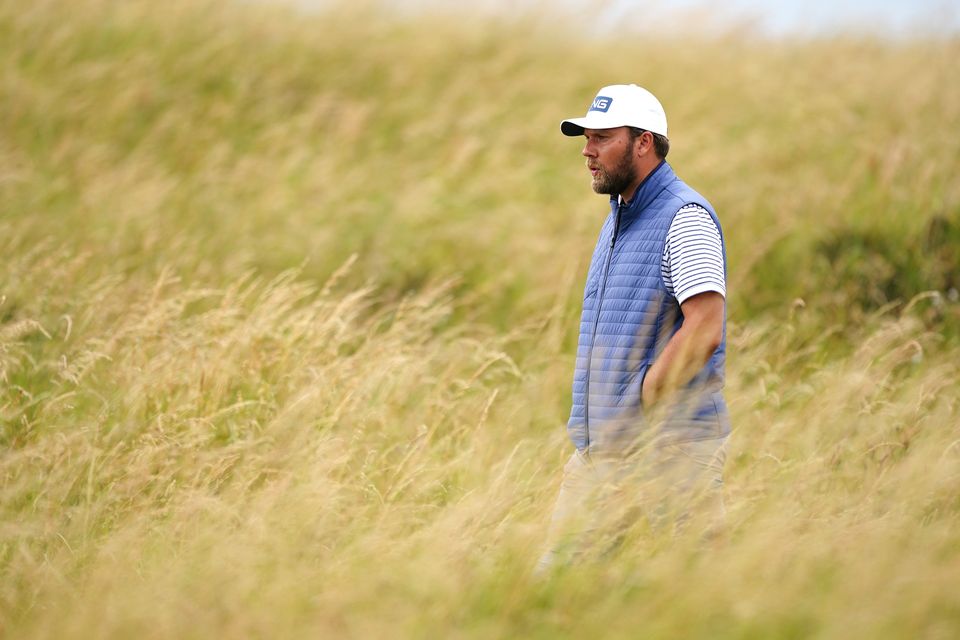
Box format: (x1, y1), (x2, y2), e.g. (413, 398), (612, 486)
(583, 201), (623, 450)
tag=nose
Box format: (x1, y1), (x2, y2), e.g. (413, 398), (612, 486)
(582, 140), (596, 158)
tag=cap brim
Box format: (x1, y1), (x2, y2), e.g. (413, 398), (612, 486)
(560, 118), (588, 136)
(560, 114), (628, 137)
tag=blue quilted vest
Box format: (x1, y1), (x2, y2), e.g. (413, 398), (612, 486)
(568, 161), (731, 452)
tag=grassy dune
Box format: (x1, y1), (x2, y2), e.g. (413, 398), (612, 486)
(2, 0), (959, 637)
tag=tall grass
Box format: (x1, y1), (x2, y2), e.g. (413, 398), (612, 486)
(1, 0), (959, 637)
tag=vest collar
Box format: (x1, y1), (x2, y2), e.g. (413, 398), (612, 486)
(610, 160), (674, 220)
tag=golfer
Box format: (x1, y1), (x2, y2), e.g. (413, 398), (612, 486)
(538, 84), (732, 571)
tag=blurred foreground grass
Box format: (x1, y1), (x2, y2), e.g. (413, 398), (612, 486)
(2, 0), (959, 637)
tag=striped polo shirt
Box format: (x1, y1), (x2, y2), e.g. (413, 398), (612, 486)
(661, 203), (726, 304)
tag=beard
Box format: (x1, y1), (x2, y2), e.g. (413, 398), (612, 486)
(590, 145), (637, 196)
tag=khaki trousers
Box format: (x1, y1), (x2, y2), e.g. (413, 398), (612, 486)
(536, 435), (729, 573)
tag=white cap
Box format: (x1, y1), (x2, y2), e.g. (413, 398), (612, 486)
(561, 84), (668, 137)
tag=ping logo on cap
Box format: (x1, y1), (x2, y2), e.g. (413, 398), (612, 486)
(589, 96), (613, 113)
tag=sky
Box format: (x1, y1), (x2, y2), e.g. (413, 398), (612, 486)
(272, 0), (960, 37)
(597, 0), (960, 37)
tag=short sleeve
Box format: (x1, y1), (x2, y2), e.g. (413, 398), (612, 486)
(661, 204), (726, 304)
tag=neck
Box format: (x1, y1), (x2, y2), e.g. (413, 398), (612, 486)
(619, 181), (642, 205)
(619, 158), (663, 203)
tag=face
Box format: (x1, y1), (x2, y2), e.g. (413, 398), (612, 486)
(581, 127), (638, 197)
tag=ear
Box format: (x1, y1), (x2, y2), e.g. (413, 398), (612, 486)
(634, 131), (652, 157)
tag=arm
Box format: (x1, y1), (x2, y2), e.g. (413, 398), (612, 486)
(641, 291), (724, 409)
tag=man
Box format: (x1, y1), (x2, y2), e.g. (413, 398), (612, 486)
(537, 84), (731, 571)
